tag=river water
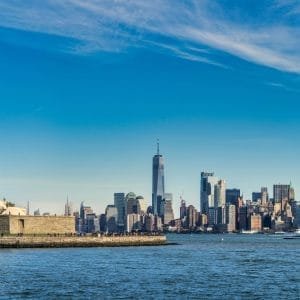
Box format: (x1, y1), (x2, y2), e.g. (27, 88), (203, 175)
(0, 234), (299, 299)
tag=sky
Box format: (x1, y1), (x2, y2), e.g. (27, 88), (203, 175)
(0, 0), (299, 216)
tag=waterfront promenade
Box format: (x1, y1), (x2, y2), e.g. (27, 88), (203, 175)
(0, 234), (167, 248)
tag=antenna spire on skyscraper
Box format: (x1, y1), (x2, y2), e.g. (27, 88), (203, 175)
(157, 138), (160, 155)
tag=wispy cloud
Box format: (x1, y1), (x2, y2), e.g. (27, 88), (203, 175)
(265, 81), (300, 93)
(0, 0), (299, 73)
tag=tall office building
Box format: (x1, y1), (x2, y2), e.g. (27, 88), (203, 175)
(152, 141), (165, 215)
(289, 184), (295, 201)
(180, 198), (187, 220)
(273, 184), (290, 212)
(216, 205), (226, 226)
(114, 193), (126, 229)
(126, 192), (139, 215)
(99, 214), (106, 232)
(80, 202), (93, 220)
(214, 180), (226, 208)
(214, 180), (226, 225)
(200, 172), (218, 225)
(261, 187), (269, 205)
(105, 205), (118, 233)
(273, 184), (290, 203)
(238, 206), (248, 230)
(64, 198), (73, 216)
(160, 193), (174, 225)
(226, 204), (236, 232)
(136, 196), (148, 215)
(86, 213), (98, 233)
(127, 213), (142, 232)
(187, 205), (197, 229)
(252, 192), (261, 202)
(226, 189), (241, 205)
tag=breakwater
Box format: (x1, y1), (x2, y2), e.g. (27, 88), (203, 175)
(0, 235), (167, 248)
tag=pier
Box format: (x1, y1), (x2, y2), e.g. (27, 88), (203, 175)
(0, 235), (167, 248)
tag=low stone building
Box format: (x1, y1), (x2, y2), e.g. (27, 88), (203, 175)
(0, 215), (75, 235)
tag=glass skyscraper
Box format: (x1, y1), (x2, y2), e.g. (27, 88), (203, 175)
(152, 141), (165, 215)
(200, 172), (219, 226)
(114, 192), (126, 230)
(200, 172), (218, 214)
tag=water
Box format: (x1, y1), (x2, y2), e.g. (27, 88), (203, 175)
(0, 234), (299, 299)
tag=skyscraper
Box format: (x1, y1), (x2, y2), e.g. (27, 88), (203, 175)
(180, 197), (187, 220)
(200, 172), (218, 225)
(252, 192), (261, 202)
(261, 187), (269, 205)
(160, 193), (174, 225)
(136, 196), (148, 215)
(187, 205), (197, 229)
(273, 184), (290, 212)
(273, 184), (290, 203)
(226, 189), (241, 205)
(226, 204), (236, 232)
(214, 180), (226, 225)
(126, 192), (138, 214)
(214, 180), (226, 208)
(64, 197), (73, 216)
(114, 192), (126, 229)
(152, 140), (165, 215)
(105, 205), (118, 233)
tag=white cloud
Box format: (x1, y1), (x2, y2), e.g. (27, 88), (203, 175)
(0, 0), (299, 73)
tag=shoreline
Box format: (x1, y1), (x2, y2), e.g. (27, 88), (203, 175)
(0, 235), (167, 248)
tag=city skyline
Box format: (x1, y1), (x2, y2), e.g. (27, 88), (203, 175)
(1, 141), (298, 218)
(0, 0), (299, 214)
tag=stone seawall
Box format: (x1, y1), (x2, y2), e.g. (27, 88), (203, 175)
(0, 235), (167, 248)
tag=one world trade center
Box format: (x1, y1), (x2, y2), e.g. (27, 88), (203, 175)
(152, 140), (165, 215)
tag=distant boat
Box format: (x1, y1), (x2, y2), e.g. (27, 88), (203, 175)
(283, 229), (300, 240)
(274, 231), (285, 235)
(241, 230), (259, 234)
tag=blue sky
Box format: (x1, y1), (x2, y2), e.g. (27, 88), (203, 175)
(0, 0), (299, 216)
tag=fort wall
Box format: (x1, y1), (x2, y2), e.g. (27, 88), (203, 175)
(0, 215), (75, 235)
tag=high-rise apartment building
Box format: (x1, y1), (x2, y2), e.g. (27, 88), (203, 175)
(152, 141), (165, 215)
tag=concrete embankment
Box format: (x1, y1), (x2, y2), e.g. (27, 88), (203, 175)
(0, 235), (167, 248)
